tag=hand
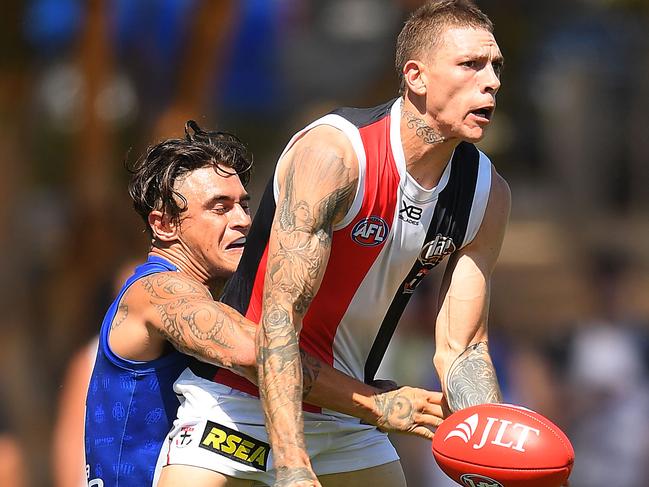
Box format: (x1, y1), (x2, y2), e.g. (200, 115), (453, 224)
(371, 386), (444, 440)
(368, 378), (399, 392)
(274, 466), (322, 487)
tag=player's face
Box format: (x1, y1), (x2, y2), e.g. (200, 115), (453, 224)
(422, 26), (503, 142)
(175, 165), (251, 280)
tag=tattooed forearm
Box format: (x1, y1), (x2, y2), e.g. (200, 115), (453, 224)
(403, 110), (446, 145)
(446, 342), (502, 412)
(259, 146), (357, 471)
(275, 466), (318, 486)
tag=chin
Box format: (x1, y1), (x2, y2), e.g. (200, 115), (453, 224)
(460, 129), (487, 143)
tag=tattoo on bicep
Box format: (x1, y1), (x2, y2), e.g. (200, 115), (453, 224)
(270, 154), (357, 315)
(141, 274), (244, 363)
(259, 149), (358, 452)
(111, 302), (128, 329)
(403, 109), (446, 145)
(446, 342), (502, 412)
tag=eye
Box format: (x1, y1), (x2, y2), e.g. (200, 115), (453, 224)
(461, 60), (478, 69)
(492, 62), (504, 77)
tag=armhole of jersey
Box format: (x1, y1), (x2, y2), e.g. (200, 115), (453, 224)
(99, 268), (181, 371)
(461, 151), (493, 248)
(273, 114), (366, 230)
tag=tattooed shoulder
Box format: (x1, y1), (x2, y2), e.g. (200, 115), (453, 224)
(141, 272), (211, 300)
(111, 301), (129, 330)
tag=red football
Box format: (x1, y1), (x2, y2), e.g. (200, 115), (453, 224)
(432, 403), (574, 487)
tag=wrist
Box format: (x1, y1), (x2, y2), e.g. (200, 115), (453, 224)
(351, 389), (382, 426)
(274, 449), (313, 469)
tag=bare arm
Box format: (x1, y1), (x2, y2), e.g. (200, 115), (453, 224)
(433, 168), (511, 413)
(110, 272), (257, 380)
(299, 349), (444, 439)
(257, 127), (358, 485)
(109, 268), (446, 452)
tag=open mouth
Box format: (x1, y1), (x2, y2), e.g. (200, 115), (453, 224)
(226, 236), (246, 250)
(470, 107), (494, 121)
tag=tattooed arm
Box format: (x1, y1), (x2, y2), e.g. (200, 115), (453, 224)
(433, 167), (511, 413)
(109, 265), (446, 438)
(109, 271), (257, 379)
(257, 126), (358, 486)
(300, 350), (444, 440)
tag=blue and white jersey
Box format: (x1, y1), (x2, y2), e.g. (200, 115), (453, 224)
(84, 256), (189, 486)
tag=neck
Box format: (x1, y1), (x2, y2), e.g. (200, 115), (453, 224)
(400, 96), (459, 190)
(148, 245), (225, 297)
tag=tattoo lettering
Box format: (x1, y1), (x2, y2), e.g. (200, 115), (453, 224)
(446, 342), (502, 412)
(403, 110), (446, 145)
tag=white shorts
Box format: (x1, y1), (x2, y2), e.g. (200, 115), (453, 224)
(156, 368), (399, 485)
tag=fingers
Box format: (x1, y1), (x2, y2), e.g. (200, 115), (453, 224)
(421, 401), (444, 420)
(411, 426), (434, 441)
(412, 410), (443, 429)
(426, 391), (444, 403)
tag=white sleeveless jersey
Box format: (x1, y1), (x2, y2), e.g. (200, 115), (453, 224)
(193, 97), (492, 416)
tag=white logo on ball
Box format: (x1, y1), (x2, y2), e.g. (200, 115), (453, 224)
(444, 414), (541, 452)
(444, 413), (479, 443)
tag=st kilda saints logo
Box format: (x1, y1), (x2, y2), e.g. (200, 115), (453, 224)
(459, 474), (503, 487)
(403, 234), (456, 293)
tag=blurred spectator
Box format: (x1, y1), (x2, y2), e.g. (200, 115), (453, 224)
(0, 394), (26, 487)
(51, 260), (135, 487)
(527, 0), (649, 217)
(52, 339), (97, 487)
(563, 249), (649, 487)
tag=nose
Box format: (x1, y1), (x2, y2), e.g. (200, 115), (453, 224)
(482, 63), (500, 95)
(484, 63), (501, 95)
(230, 203), (252, 232)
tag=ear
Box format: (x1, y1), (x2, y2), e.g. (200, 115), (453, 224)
(148, 210), (179, 242)
(403, 60), (428, 96)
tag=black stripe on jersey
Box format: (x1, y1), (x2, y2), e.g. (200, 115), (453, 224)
(190, 178), (277, 381)
(330, 98), (396, 129)
(363, 142), (481, 383)
(221, 178), (276, 313)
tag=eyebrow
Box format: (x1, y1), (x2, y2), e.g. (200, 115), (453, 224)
(203, 193), (251, 208)
(492, 54), (505, 66)
(459, 52), (505, 65)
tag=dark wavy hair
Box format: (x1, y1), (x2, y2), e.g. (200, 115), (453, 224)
(128, 120), (253, 237)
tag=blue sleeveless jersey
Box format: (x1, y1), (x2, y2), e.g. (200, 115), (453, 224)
(84, 256), (190, 486)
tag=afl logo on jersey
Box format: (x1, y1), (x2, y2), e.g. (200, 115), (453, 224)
(351, 216), (389, 246)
